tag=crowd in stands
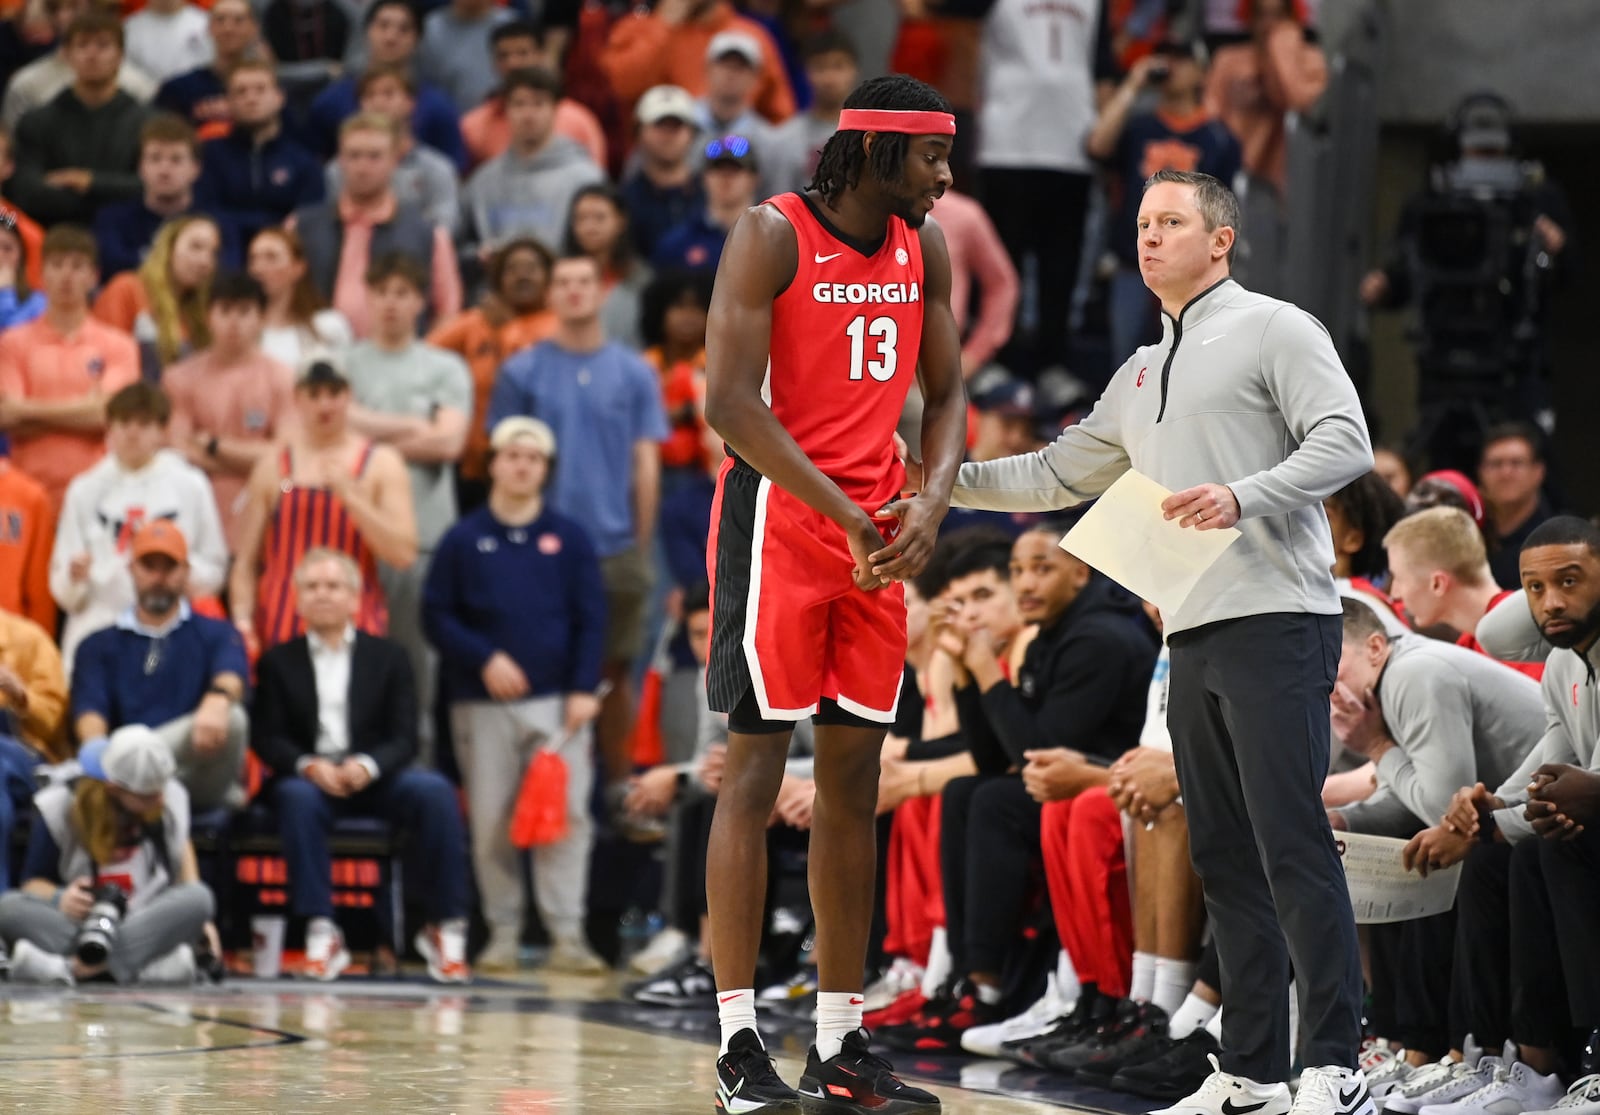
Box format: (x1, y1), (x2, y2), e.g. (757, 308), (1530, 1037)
(0, 1), (1595, 1112)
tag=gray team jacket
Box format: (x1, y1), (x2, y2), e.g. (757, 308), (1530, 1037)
(1490, 638), (1600, 842)
(951, 278), (1372, 634)
(1336, 636), (1545, 837)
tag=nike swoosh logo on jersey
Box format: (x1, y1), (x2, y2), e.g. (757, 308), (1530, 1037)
(1201, 334), (1228, 345)
(814, 252), (843, 264)
(1220, 1100), (1269, 1115)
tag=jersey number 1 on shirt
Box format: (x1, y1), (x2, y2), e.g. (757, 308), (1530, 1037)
(846, 315), (899, 382)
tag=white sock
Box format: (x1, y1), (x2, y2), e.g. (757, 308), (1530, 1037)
(1153, 958), (1197, 1016)
(815, 991), (865, 1061)
(1131, 951), (1158, 1003)
(1287, 980), (1301, 1064)
(307, 916), (338, 950)
(1204, 1005), (1224, 1039)
(1168, 992), (1221, 1039)
(974, 981), (1002, 1006)
(717, 989), (759, 1056)
(920, 927), (951, 998)
(1055, 951), (1081, 1006)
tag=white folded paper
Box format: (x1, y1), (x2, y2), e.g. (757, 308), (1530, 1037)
(1060, 470), (1241, 615)
(1337, 831), (1461, 924)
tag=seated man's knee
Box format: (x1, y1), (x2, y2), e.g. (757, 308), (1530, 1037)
(272, 775), (327, 816)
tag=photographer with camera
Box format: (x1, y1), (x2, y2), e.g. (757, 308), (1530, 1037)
(1361, 92), (1575, 473)
(1087, 38), (1242, 364)
(0, 725), (217, 985)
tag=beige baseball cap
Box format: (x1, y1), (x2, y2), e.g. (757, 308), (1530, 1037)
(490, 415), (557, 457)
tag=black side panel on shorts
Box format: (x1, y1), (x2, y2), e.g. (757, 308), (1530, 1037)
(707, 461), (759, 714)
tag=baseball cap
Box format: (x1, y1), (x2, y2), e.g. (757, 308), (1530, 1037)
(636, 84), (697, 128)
(490, 415), (557, 457)
(1413, 469), (1486, 527)
(130, 519), (188, 565)
(1456, 93), (1511, 152)
(703, 133), (758, 171)
(972, 377), (1036, 418)
(80, 725), (176, 796)
(298, 351), (349, 390)
(706, 29), (761, 67)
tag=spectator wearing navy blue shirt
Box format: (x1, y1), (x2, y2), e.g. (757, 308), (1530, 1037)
(651, 133), (759, 275)
(424, 415), (608, 974)
(304, 0), (467, 170)
(486, 252), (669, 802)
(1086, 40), (1242, 362)
(71, 521), (250, 813)
(620, 85), (703, 260)
(154, 0), (263, 141)
(196, 61), (325, 245)
(92, 114), (240, 279)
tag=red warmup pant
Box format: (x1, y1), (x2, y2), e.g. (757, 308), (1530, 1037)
(1041, 787), (1134, 998)
(882, 794), (945, 965)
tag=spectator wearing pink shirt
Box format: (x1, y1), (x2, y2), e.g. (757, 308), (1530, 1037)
(289, 113), (461, 340)
(460, 21), (607, 172)
(930, 189), (1019, 378)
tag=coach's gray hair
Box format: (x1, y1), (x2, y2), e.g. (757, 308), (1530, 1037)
(294, 547), (363, 593)
(1143, 169), (1241, 265)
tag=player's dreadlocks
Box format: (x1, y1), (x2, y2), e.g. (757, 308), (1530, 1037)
(809, 74), (954, 206)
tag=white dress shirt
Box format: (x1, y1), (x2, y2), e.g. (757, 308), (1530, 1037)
(297, 624), (379, 781)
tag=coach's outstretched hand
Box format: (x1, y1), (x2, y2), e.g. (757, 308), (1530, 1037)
(868, 493), (944, 583)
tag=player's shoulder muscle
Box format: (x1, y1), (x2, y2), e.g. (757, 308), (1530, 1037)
(716, 203), (800, 304)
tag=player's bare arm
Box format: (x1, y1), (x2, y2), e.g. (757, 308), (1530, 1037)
(872, 218), (966, 581)
(704, 203), (890, 591)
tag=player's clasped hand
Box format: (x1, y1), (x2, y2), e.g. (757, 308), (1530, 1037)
(1162, 483), (1240, 530)
(868, 493), (943, 583)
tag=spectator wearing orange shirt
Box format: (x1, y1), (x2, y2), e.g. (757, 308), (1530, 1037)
(0, 604), (67, 762)
(0, 450), (56, 632)
(1203, 0), (1325, 198)
(427, 236), (557, 511)
(461, 21), (608, 172)
(162, 272), (297, 550)
(601, 0), (794, 125)
(0, 225), (139, 510)
(638, 270), (712, 486)
(93, 213), (221, 381)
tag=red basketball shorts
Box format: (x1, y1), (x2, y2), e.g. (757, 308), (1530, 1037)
(706, 457), (908, 724)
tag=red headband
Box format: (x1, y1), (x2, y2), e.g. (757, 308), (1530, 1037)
(837, 108), (956, 136)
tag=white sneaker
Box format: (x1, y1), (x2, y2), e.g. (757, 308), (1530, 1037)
(476, 927), (521, 973)
(629, 927), (689, 975)
(1366, 1051), (1415, 1098)
(1524, 1074), (1600, 1115)
(1291, 1066), (1376, 1115)
(863, 957), (924, 1012)
(302, 919), (350, 982)
(415, 921), (471, 984)
(757, 968), (817, 1007)
(1418, 1061), (1564, 1115)
(1389, 1054), (1508, 1115)
(9, 940), (73, 986)
(961, 973), (1069, 1057)
(137, 944), (198, 985)
(1149, 1054), (1292, 1115)
(543, 936), (608, 976)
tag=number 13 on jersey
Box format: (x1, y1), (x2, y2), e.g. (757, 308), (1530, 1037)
(846, 315), (899, 382)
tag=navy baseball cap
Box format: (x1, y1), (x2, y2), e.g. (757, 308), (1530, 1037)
(972, 378), (1037, 418)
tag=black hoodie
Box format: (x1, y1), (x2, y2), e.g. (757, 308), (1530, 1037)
(956, 575), (1160, 776)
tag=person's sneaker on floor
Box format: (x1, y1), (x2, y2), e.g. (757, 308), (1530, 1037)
(863, 958), (924, 1013)
(1523, 1073), (1600, 1115)
(302, 918), (350, 982)
(1146, 1053), (1292, 1115)
(1110, 1029), (1223, 1099)
(1416, 1060), (1564, 1115)
(543, 935), (607, 975)
(1059, 1001), (1172, 1081)
(629, 926), (689, 976)
(138, 944), (198, 985)
(960, 973), (1069, 1058)
(1289, 1065), (1375, 1115)
(1006, 985), (1113, 1066)
(864, 986), (926, 1030)
(8, 940), (74, 986)
(1387, 1047), (1510, 1115)
(476, 927), (521, 973)
(758, 968), (819, 1011)
(630, 953), (717, 1008)
(416, 920), (471, 984)
(715, 1028), (802, 1114)
(1361, 1046), (1413, 1098)
(877, 979), (999, 1053)
(798, 1027), (939, 1113)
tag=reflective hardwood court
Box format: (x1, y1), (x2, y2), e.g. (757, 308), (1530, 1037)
(0, 975), (1142, 1114)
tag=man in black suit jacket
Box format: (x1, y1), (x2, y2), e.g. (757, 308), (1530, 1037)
(252, 548), (471, 983)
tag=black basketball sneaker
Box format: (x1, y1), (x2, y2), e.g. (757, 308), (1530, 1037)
(715, 1029), (802, 1114)
(796, 1028), (940, 1114)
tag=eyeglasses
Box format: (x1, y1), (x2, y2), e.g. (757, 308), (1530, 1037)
(704, 135), (752, 161)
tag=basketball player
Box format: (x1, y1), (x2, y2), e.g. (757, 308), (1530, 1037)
(701, 75), (967, 1114)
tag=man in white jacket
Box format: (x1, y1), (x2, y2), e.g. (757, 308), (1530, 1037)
(50, 382), (226, 675)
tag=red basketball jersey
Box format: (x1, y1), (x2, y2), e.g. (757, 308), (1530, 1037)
(765, 192), (925, 510)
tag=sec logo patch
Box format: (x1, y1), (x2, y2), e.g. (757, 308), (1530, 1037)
(895, 247), (908, 266)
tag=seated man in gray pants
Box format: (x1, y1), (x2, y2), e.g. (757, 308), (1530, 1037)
(70, 521), (250, 812)
(0, 725), (217, 985)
